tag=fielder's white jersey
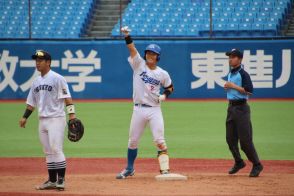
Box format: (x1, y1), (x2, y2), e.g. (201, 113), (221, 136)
(26, 70), (71, 117)
(128, 53), (172, 107)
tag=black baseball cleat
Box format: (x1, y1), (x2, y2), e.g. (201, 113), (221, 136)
(228, 161), (246, 174)
(249, 163), (263, 177)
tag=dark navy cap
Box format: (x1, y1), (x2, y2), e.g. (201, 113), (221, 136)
(226, 48), (243, 58)
(32, 50), (51, 60)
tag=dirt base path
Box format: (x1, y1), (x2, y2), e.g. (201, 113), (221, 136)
(0, 158), (293, 196)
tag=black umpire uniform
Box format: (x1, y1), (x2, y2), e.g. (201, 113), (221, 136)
(225, 49), (263, 177)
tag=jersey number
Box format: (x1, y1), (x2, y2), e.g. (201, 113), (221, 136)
(150, 85), (155, 91)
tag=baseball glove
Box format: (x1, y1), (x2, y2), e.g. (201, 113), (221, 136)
(68, 118), (84, 142)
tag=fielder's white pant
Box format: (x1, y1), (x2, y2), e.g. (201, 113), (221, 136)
(128, 106), (167, 150)
(39, 116), (66, 164)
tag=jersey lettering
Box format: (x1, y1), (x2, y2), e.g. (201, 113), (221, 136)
(34, 85), (53, 93)
(139, 71), (160, 86)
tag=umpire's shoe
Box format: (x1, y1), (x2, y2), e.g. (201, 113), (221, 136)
(116, 169), (135, 179)
(249, 163), (263, 177)
(35, 180), (56, 190)
(228, 161), (246, 174)
(56, 177), (65, 191)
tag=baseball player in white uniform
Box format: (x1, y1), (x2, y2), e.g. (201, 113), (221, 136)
(19, 50), (76, 190)
(116, 26), (174, 179)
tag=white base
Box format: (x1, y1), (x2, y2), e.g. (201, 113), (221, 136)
(155, 173), (188, 181)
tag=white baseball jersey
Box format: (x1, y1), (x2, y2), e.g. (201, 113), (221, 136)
(128, 52), (172, 106)
(26, 70), (71, 117)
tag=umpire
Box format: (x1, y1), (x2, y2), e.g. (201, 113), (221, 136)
(224, 49), (263, 177)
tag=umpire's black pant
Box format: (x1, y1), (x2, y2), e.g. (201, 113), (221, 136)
(226, 101), (260, 165)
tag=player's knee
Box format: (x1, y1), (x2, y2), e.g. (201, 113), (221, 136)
(43, 149), (51, 156)
(50, 144), (62, 154)
(128, 140), (138, 149)
(51, 147), (59, 154)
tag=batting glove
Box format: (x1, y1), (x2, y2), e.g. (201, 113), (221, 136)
(121, 26), (131, 33)
(159, 94), (166, 102)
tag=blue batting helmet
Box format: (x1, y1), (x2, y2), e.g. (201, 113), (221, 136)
(144, 44), (161, 61)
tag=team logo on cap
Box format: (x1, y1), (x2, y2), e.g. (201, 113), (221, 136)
(36, 51), (45, 57)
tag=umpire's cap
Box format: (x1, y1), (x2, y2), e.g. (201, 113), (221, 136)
(32, 50), (51, 60)
(226, 48), (243, 59)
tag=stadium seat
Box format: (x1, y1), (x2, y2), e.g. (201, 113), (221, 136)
(0, 0), (93, 38)
(251, 23), (264, 36)
(111, 0), (291, 37)
(238, 23), (252, 36)
(263, 23), (278, 36)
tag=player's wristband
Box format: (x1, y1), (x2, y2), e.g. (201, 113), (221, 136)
(66, 104), (75, 114)
(163, 90), (171, 98)
(125, 36), (133, 45)
(23, 109), (33, 119)
(163, 84), (174, 98)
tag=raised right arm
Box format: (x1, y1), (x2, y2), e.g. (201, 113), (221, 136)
(121, 26), (138, 58)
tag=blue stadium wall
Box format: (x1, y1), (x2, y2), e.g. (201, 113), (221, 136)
(0, 39), (293, 99)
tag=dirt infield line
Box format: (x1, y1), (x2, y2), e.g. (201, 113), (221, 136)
(0, 158), (293, 175)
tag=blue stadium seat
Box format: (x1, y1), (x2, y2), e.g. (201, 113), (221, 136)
(111, 28), (120, 36)
(251, 23), (263, 36)
(110, 0), (291, 37)
(244, 11), (258, 18)
(219, 12), (232, 18)
(231, 12), (244, 19)
(191, 18), (205, 24)
(259, 12), (271, 19)
(214, 1), (227, 8)
(239, 1), (251, 7)
(263, 1), (275, 7)
(161, 28), (174, 36)
(243, 16), (255, 23)
(149, 28), (160, 36)
(235, 7), (248, 13)
(0, 0), (93, 38)
(256, 17), (268, 24)
(238, 23), (252, 36)
(263, 23), (277, 36)
(269, 17), (281, 26)
(174, 28), (187, 36)
(230, 18), (242, 24)
(215, 18), (229, 24)
(186, 28), (199, 36)
(199, 24), (211, 37)
(251, 0), (264, 7)
(226, 23), (239, 33)
(213, 23), (226, 36)
(261, 6), (273, 13)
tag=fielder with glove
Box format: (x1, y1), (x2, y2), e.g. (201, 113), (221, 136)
(116, 26), (174, 179)
(19, 50), (84, 191)
(68, 118), (84, 142)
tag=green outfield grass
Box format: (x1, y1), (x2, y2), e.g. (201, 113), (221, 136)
(0, 101), (293, 160)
